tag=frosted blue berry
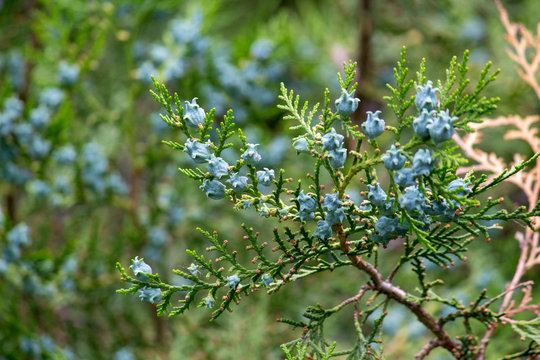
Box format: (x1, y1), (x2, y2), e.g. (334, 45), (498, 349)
(412, 109), (435, 139)
(226, 275), (240, 289)
(313, 220), (332, 239)
(372, 216), (408, 245)
(7, 223), (31, 246)
(130, 256), (153, 281)
(447, 178), (471, 197)
(328, 148), (347, 169)
(335, 88), (360, 116)
(137, 287), (162, 303)
(323, 193), (346, 225)
(39, 87), (64, 108)
(427, 110), (456, 145)
(188, 263), (200, 276)
(3, 97), (23, 120)
(293, 138), (309, 153)
(378, 198), (396, 216)
(367, 183), (387, 207)
(200, 179), (226, 199)
(412, 149), (434, 176)
(297, 191), (317, 213)
(241, 143), (262, 164)
(326, 208), (346, 225)
(415, 81), (439, 111)
(256, 168), (274, 186)
(184, 139), (211, 164)
(258, 204), (271, 217)
(382, 145), (406, 170)
(399, 185), (426, 213)
(58, 62), (80, 86)
(29, 106), (50, 129)
(321, 128), (344, 151)
(361, 110), (385, 140)
(183, 98), (205, 128)
(206, 154), (229, 179)
(227, 172), (249, 193)
(203, 295), (215, 308)
(394, 168), (416, 187)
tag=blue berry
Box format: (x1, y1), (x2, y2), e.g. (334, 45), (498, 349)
(28, 136), (51, 159)
(137, 287), (162, 303)
(367, 183), (387, 207)
(415, 81), (438, 111)
(203, 295), (215, 308)
(399, 185), (426, 213)
(293, 138), (309, 153)
(29, 106), (50, 129)
(321, 128), (344, 151)
(184, 139), (211, 164)
(130, 256), (153, 281)
(227, 172), (249, 193)
(447, 178), (471, 197)
(135, 61), (156, 84)
(149, 44), (170, 65)
(7, 223), (31, 246)
(188, 263), (200, 276)
(328, 148), (347, 169)
(261, 273), (273, 287)
(28, 180), (50, 198)
(412, 109), (435, 139)
(206, 154), (229, 179)
(241, 143), (262, 164)
(58, 62), (80, 86)
(382, 145), (406, 170)
(39, 87), (64, 108)
(183, 98), (206, 128)
(226, 275), (240, 289)
(427, 110), (456, 145)
(200, 179), (226, 200)
(335, 88), (360, 116)
(313, 220), (332, 239)
(53, 145), (76, 165)
(322, 193), (342, 212)
(361, 111), (385, 140)
(3, 97), (23, 120)
(297, 191), (316, 213)
(412, 149), (434, 176)
(256, 168), (274, 186)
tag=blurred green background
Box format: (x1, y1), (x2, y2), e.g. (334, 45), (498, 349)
(0, 0), (538, 359)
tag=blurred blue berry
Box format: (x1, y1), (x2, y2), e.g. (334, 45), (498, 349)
(415, 81), (438, 111)
(0, 113), (12, 135)
(28, 180), (50, 198)
(206, 154), (229, 178)
(3, 96), (23, 120)
(14, 123), (33, 143)
(200, 179), (226, 199)
(29, 136), (51, 159)
(183, 98), (205, 128)
(7, 223), (31, 246)
(163, 58), (186, 81)
(39, 87), (64, 108)
(58, 62), (80, 85)
(382, 145), (406, 170)
(250, 39), (274, 60)
(361, 111), (385, 140)
(53, 145), (76, 165)
(335, 88), (360, 116)
(241, 143), (262, 164)
(106, 172), (128, 195)
(136, 61), (156, 84)
(256, 168), (274, 186)
(149, 44), (169, 65)
(412, 149), (434, 176)
(29, 106), (50, 129)
(148, 226), (167, 246)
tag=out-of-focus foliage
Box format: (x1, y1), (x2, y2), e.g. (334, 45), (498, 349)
(0, 0), (539, 359)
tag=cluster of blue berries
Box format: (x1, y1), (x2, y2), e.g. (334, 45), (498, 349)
(130, 257), (162, 303)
